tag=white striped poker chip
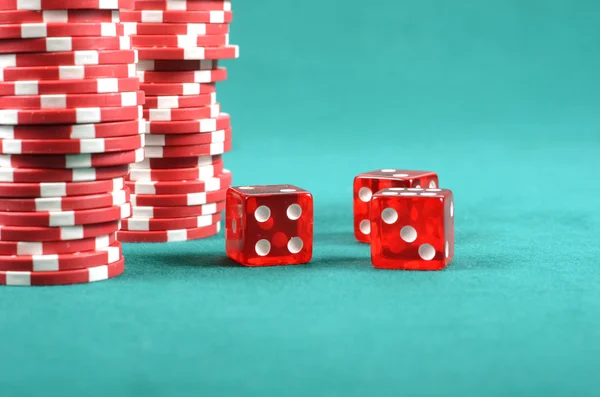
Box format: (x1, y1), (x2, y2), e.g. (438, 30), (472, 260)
(0, 105), (142, 125)
(0, 64), (137, 82)
(0, 119), (144, 139)
(144, 128), (229, 147)
(136, 45), (238, 61)
(0, 241), (122, 272)
(136, 68), (227, 84)
(0, 50), (138, 68)
(0, 91), (143, 110)
(0, 22), (126, 39)
(117, 222), (220, 243)
(0, 177), (124, 198)
(0, 164), (129, 183)
(0, 233), (116, 256)
(0, 148), (145, 169)
(145, 113), (230, 134)
(143, 104), (220, 121)
(122, 213), (221, 231)
(0, 10), (120, 25)
(144, 92), (216, 109)
(133, 0), (231, 11)
(0, 0), (135, 11)
(123, 23), (228, 38)
(0, 133), (144, 154)
(0, 257), (125, 286)
(131, 200), (224, 219)
(125, 170), (231, 195)
(127, 161), (223, 182)
(0, 77), (140, 96)
(0, 219), (122, 242)
(0, 189), (129, 212)
(144, 140), (231, 159)
(121, 10), (232, 24)
(0, 36), (132, 54)
(130, 188), (227, 207)
(0, 202), (131, 227)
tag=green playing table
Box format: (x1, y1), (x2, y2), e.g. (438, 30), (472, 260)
(0, 1), (598, 396)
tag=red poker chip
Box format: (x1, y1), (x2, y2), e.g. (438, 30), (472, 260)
(0, 0), (134, 11)
(0, 148), (145, 169)
(0, 241), (122, 272)
(140, 82), (215, 96)
(0, 77), (140, 96)
(0, 36), (132, 54)
(0, 133), (144, 155)
(0, 10), (120, 25)
(143, 104), (220, 121)
(122, 213), (221, 232)
(144, 93), (216, 109)
(137, 45), (238, 61)
(0, 50), (137, 68)
(146, 113), (229, 134)
(0, 233), (116, 255)
(125, 170), (231, 195)
(121, 10), (232, 24)
(144, 140), (231, 158)
(117, 222), (220, 243)
(0, 219), (121, 242)
(0, 257), (125, 286)
(0, 202), (131, 227)
(131, 200), (224, 219)
(145, 128), (230, 147)
(0, 119), (144, 139)
(0, 189), (129, 212)
(129, 154), (221, 170)
(0, 177), (124, 198)
(0, 164), (129, 183)
(137, 68), (226, 84)
(0, 64), (136, 82)
(0, 105), (141, 125)
(133, 0), (231, 11)
(131, 34), (228, 49)
(127, 161), (224, 182)
(123, 23), (228, 37)
(137, 59), (218, 72)
(131, 188), (226, 207)
(0, 91), (144, 110)
(0, 22), (126, 39)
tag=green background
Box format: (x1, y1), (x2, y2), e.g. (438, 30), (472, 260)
(1, 0), (599, 395)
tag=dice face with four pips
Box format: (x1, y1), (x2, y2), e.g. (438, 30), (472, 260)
(353, 169), (439, 243)
(225, 185), (313, 267)
(370, 187), (454, 271)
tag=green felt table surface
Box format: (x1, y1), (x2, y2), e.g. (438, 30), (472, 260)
(1, 0), (599, 396)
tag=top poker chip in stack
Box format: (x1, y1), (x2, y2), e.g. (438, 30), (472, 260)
(0, 0), (143, 286)
(117, 0), (238, 243)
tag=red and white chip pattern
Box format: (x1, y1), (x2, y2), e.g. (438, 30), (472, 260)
(121, 0), (237, 242)
(0, 5), (143, 284)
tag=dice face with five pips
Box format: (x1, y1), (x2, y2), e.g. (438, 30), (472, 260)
(353, 169), (439, 243)
(370, 187), (454, 271)
(225, 185), (313, 267)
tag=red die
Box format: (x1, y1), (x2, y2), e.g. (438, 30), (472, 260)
(226, 184), (313, 267)
(370, 187), (454, 270)
(353, 169), (438, 243)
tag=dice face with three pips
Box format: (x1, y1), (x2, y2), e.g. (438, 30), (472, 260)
(353, 169), (439, 243)
(225, 185), (313, 266)
(370, 187), (454, 270)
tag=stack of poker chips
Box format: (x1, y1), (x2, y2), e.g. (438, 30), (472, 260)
(117, 0), (238, 243)
(0, 1), (144, 286)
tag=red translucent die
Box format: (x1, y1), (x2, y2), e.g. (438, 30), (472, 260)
(353, 169), (438, 243)
(226, 184), (313, 267)
(370, 187), (454, 270)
